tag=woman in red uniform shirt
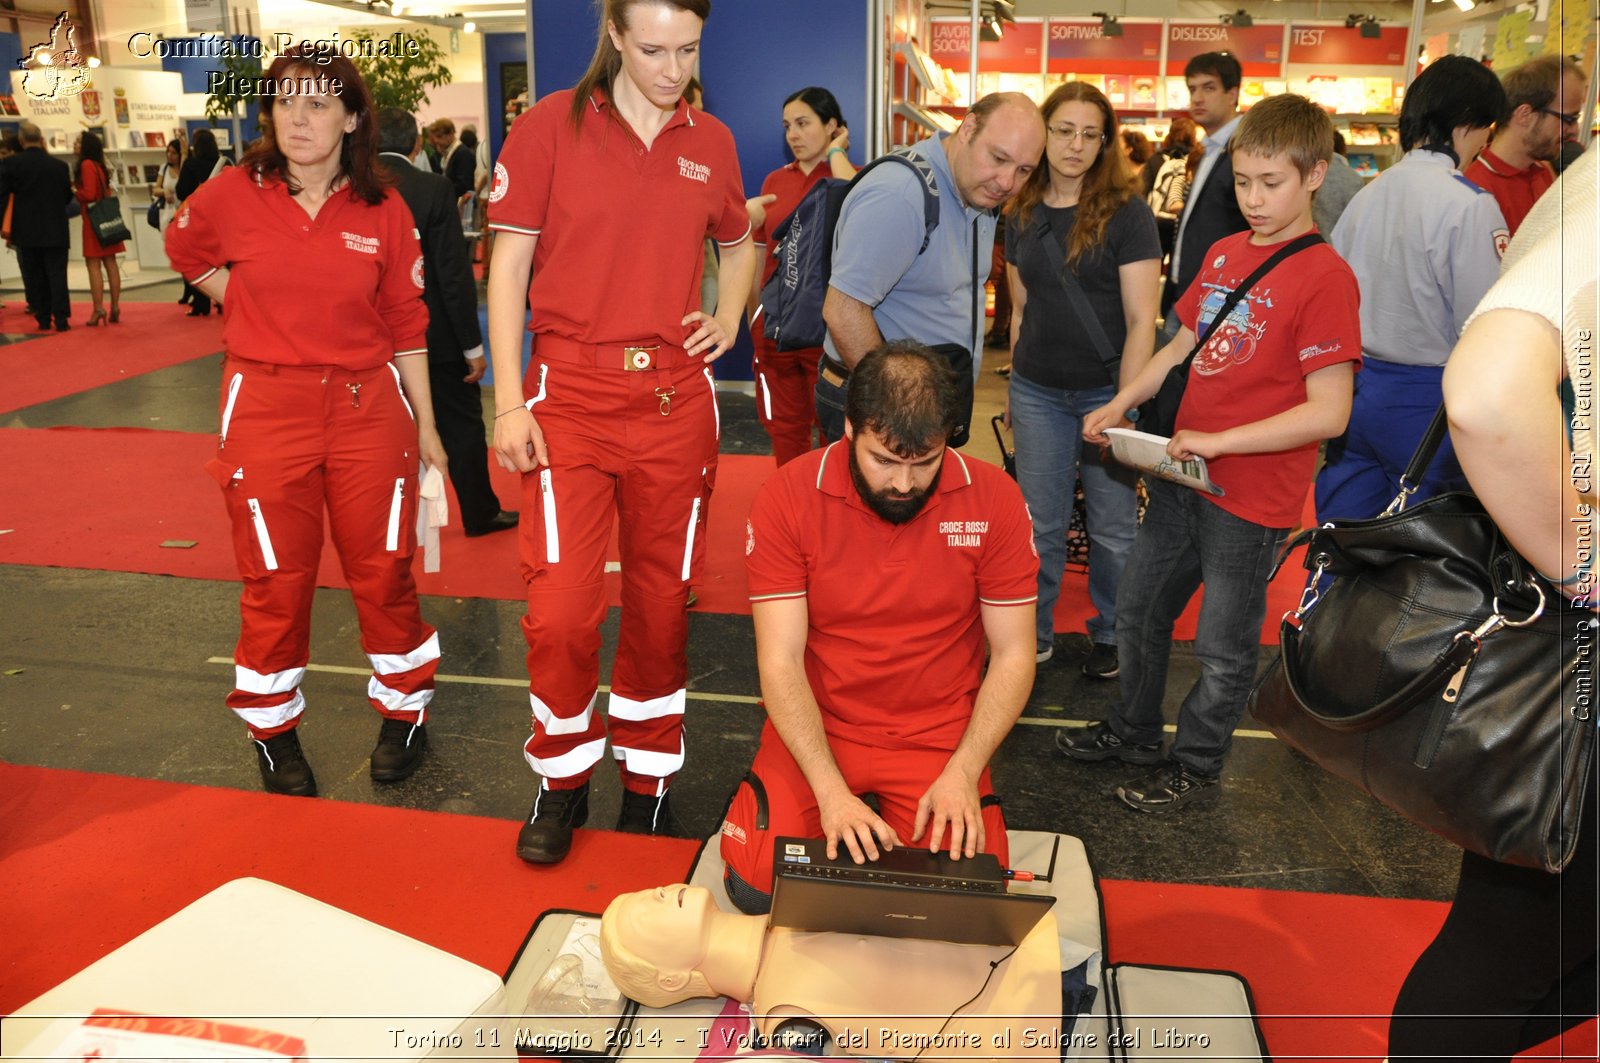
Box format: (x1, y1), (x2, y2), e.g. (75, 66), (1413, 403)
(166, 46), (445, 798)
(746, 87), (856, 467)
(487, 0), (755, 865)
(73, 131), (123, 326)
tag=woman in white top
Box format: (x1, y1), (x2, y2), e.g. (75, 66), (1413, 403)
(1389, 147), (1598, 1062)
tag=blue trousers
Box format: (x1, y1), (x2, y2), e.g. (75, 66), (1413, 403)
(1008, 374), (1138, 651)
(1315, 358), (1466, 523)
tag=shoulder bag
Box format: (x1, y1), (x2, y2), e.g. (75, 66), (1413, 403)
(1034, 218), (1320, 434)
(1247, 406), (1593, 872)
(85, 163), (131, 245)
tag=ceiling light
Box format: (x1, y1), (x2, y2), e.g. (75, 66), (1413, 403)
(1360, 17), (1382, 38)
(87, 56), (101, 67)
(992, 0), (1015, 20)
(1453, 0), (1475, 10)
(36, 50), (52, 65)
(1224, 10), (1254, 27)
(461, 20), (476, 32)
(1092, 12), (1123, 37)
(979, 15), (1003, 41)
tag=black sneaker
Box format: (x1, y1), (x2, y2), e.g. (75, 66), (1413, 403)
(517, 782), (589, 864)
(1117, 761), (1220, 814)
(370, 717), (427, 782)
(617, 789), (677, 835)
(1055, 721), (1162, 765)
(253, 729), (318, 796)
(1082, 642), (1120, 679)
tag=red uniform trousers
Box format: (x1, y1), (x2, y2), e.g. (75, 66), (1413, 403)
(517, 340), (719, 795)
(208, 357), (439, 739)
(750, 331), (822, 468)
(719, 719), (1010, 910)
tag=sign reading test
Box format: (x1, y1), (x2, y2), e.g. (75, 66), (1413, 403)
(1288, 25), (1410, 65)
(1045, 20), (1162, 73)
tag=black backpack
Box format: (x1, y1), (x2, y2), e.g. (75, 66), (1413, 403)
(757, 147), (940, 351)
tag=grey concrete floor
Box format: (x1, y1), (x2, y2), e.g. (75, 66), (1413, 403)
(0, 276), (1461, 901)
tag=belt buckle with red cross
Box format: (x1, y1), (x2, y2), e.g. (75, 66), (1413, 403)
(622, 345), (659, 372)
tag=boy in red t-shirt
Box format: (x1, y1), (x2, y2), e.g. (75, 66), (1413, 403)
(1064, 93), (1361, 812)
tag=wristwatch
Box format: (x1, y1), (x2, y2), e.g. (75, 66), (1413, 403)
(1125, 407), (1141, 423)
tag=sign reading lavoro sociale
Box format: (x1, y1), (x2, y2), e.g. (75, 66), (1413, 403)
(1287, 25), (1411, 66)
(1164, 23), (1285, 75)
(1045, 20), (1162, 73)
(927, 19), (1044, 73)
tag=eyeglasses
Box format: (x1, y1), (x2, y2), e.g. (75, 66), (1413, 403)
(1047, 125), (1105, 145)
(1539, 107), (1580, 127)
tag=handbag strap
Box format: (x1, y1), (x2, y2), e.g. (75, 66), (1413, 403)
(1181, 231), (1324, 369)
(972, 215), (982, 357)
(1033, 213), (1121, 371)
(1383, 404), (1451, 516)
(1277, 615), (1482, 732)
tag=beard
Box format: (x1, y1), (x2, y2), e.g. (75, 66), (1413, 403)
(848, 442), (940, 525)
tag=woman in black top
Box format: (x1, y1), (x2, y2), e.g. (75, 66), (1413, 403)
(1004, 81), (1161, 679)
(175, 129), (226, 316)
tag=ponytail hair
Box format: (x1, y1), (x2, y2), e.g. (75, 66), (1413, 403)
(570, 0), (713, 126)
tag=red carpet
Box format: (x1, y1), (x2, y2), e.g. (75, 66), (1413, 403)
(0, 302), (224, 414)
(0, 426), (1309, 641)
(3, 765), (1591, 1060)
(0, 426), (759, 616)
(0, 764), (697, 1013)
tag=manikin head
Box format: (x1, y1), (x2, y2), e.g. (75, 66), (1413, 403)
(600, 884), (724, 1007)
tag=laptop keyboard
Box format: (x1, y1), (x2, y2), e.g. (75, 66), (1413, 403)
(777, 860), (1005, 893)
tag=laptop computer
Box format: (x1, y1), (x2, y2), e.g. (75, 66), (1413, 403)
(768, 837), (1055, 947)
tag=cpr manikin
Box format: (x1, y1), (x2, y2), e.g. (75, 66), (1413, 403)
(599, 884), (1061, 1060)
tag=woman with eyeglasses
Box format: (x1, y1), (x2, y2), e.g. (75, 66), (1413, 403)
(1003, 81), (1160, 678)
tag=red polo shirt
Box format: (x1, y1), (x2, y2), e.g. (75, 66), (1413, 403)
(754, 160), (833, 288)
(489, 88), (750, 348)
(746, 442), (1038, 752)
(1463, 146), (1555, 235)
(165, 166), (427, 369)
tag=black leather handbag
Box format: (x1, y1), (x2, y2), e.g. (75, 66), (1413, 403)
(1248, 406), (1594, 873)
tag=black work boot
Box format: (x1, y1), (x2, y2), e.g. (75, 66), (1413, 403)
(253, 729), (318, 796)
(370, 717), (427, 782)
(517, 782), (589, 864)
(616, 788), (678, 835)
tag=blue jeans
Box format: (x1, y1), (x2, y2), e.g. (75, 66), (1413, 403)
(1111, 479), (1288, 777)
(1008, 374), (1138, 651)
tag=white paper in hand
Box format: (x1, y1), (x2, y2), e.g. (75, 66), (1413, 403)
(1103, 427), (1225, 496)
(415, 464), (448, 573)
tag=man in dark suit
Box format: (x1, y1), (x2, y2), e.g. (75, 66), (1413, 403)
(376, 108), (517, 538)
(426, 117), (477, 205)
(1160, 52), (1248, 344)
(0, 121), (74, 331)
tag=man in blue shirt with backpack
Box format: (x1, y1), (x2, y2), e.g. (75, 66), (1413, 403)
(810, 93), (1043, 446)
